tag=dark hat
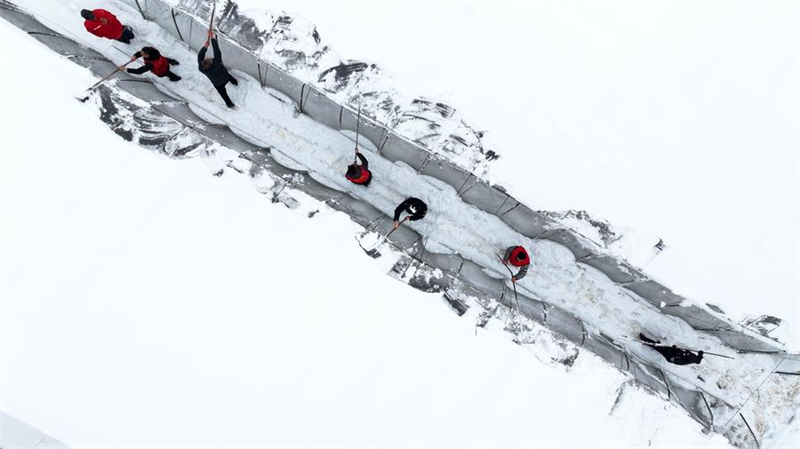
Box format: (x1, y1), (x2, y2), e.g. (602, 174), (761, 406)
(80, 9), (95, 20)
(346, 164), (360, 179)
(515, 250), (527, 261)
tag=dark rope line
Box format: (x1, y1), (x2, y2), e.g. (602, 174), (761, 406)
(499, 202), (521, 217)
(721, 355), (787, 430)
(701, 393), (715, 431)
(171, 9), (184, 42)
(134, 0), (146, 19)
(377, 132), (390, 155)
(493, 195), (509, 215)
(740, 414), (761, 449)
(455, 173), (474, 197)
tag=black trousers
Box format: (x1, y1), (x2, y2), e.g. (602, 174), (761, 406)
(214, 74), (238, 107)
(116, 26), (135, 44)
(162, 70), (181, 82)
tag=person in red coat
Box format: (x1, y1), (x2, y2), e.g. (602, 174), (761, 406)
(501, 245), (531, 282)
(127, 47), (182, 82)
(81, 9), (135, 44)
(345, 149), (372, 186)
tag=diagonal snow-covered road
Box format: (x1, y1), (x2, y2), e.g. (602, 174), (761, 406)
(8, 0), (798, 445)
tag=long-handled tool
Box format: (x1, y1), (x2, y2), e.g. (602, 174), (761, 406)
(79, 60), (135, 102)
(208, 2), (216, 34)
(385, 216), (409, 239)
(358, 216), (409, 253)
(637, 340), (734, 359)
(353, 104), (361, 163)
(496, 253), (521, 314)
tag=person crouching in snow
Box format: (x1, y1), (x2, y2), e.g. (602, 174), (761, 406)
(198, 29), (238, 108)
(81, 9), (134, 44)
(345, 149), (372, 186)
(639, 334), (704, 365)
(393, 197), (427, 230)
(127, 47), (181, 82)
(502, 245), (530, 282)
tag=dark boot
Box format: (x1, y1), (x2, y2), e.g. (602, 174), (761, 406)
(165, 71), (181, 82)
(639, 333), (660, 345)
(215, 83), (235, 107)
(229, 75), (238, 86)
(117, 26), (134, 44)
(168, 58), (180, 66)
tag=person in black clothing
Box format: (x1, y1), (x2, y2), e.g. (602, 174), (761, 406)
(639, 333), (704, 365)
(127, 46), (181, 81)
(393, 197), (427, 230)
(345, 149), (372, 186)
(198, 29), (238, 108)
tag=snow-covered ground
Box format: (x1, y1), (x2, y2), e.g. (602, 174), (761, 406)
(0, 0), (796, 446)
(248, 0), (800, 346)
(0, 18), (736, 447)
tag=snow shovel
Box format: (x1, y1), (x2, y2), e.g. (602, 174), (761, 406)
(358, 216), (409, 253)
(78, 60), (135, 102)
(496, 253), (521, 314)
(637, 340), (734, 359)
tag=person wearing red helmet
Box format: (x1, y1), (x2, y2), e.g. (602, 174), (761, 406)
(81, 9), (134, 44)
(345, 149), (372, 186)
(501, 245), (530, 282)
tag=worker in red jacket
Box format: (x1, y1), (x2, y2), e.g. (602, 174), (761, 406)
(81, 9), (134, 44)
(345, 149), (372, 186)
(502, 245), (531, 282)
(127, 47), (182, 82)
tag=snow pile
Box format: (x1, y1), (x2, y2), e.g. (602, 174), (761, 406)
(193, 0), (498, 177)
(541, 209), (665, 267)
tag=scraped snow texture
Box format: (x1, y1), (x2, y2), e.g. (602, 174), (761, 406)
(0, 17), (733, 448)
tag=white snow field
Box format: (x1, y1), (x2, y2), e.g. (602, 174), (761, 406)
(1, 0), (798, 448)
(250, 0), (800, 345)
(0, 18), (731, 448)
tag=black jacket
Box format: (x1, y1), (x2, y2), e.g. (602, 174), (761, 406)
(353, 152), (368, 170)
(198, 39), (230, 86)
(394, 197), (427, 222)
(128, 47), (160, 74)
(653, 346), (703, 365)
(346, 153), (372, 186)
(640, 334), (703, 365)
